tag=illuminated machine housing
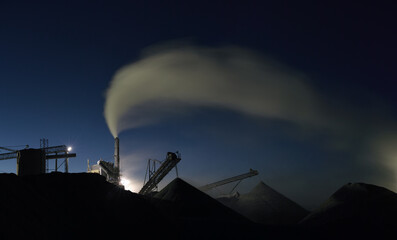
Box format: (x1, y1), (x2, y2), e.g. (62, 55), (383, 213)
(88, 160), (120, 185)
(87, 137), (120, 185)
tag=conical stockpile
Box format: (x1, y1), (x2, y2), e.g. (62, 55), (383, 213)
(300, 182), (397, 239)
(301, 182), (397, 226)
(218, 181), (309, 225)
(154, 178), (250, 223)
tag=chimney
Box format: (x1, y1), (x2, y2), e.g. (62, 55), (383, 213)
(114, 137), (120, 170)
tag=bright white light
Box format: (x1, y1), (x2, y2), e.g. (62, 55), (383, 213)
(67, 147), (72, 152)
(120, 177), (130, 186)
(120, 176), (141, 192)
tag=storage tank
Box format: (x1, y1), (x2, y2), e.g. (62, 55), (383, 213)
(17, 149), (45, 176)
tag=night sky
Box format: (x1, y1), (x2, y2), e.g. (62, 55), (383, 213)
(1, 1), (396, 209)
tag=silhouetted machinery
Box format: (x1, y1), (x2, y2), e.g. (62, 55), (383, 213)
(87, 159), (120, 185)
(139, 152), (181, 195)
(87, 137), (120, 185)
(0, 142), (76, 176)
(198, 169), (259, 193)
(0, 145), (29, 159)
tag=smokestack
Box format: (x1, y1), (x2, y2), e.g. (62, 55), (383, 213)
(114, 137), (120, 171)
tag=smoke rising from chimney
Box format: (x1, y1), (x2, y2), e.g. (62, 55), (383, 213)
(103, 43), (397, 193)
(104, 45), (327, 138)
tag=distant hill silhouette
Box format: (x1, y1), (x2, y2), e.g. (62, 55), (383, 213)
(218, 181), (309, 225)
(300, 182), (397, 239)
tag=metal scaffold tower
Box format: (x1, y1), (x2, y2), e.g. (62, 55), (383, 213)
(40, 138), (49, 172)
(41, 138), (74, 173)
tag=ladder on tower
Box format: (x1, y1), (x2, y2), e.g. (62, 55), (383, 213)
(139, 152), (181, 195)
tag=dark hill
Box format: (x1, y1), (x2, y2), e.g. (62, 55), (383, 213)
(218, 181), (309, 225)
(0, 174), (51, 239)
(5, 173), (395, 239)
(300, 182), (397, 239)
(0, 173), (169, 239)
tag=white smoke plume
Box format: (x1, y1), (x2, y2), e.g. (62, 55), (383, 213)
(104, 45), (328, 138)
(104, 44), (397, 193)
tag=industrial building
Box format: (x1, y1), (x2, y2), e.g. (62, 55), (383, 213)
(0, 139), (76, 176)
(86, 137), (182, 192)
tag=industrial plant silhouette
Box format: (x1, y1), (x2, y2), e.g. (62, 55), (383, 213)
(0, 138), (396, 239)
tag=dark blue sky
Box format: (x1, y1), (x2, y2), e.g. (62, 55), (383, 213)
(0, 0), (396, 209)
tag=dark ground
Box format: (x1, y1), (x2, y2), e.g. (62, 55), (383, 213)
(0, 173), (396, 239)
